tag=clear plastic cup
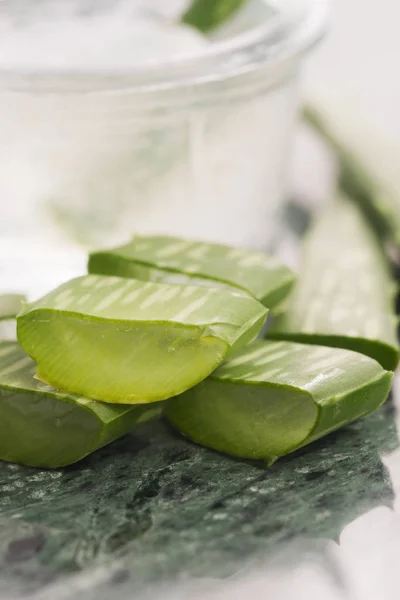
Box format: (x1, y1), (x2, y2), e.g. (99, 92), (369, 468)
(0, 0), (327, 296)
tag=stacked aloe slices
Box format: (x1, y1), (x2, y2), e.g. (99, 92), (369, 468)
(5, 258), (273, 467)
(165, 195), (397, 460)
(2, 209), (398, 467)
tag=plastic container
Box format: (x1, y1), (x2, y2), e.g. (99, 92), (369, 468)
(0, 0), (327, 296)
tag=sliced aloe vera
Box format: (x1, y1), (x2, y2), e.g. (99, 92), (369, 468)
(17, 275), (267, 404)
(0, 294), (26, 341)
(88, 235), (294, 309)
(181, 0), (248, 33)
(166, 340), (392, 462)
(0, 342), (161, 468)
(268, 197), (399, 370)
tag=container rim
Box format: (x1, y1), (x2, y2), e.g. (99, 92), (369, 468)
(0, 0), (329, 93)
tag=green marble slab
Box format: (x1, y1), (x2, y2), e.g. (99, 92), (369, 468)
(0, 399), (397, 599)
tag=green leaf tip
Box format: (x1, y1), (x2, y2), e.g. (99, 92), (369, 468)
(166, 340), (392, 462)
(0, 341), (161, 468)
(268, 196), (399, 371)
(88, 235), (294, 310)
(17, 275), (267, 404)
(181, 0), (248, 33)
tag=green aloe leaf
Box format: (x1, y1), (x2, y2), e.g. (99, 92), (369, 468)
(0, 294), (26, 341)
(0, 342), (161, 468)
(88, 235), (294, 309)
(304, 105), (400, 243)
(181, 0), (248, 33)
(267, 196), (399, 370)
(17, 275), (267, 404)
(166, 340), (392, 462)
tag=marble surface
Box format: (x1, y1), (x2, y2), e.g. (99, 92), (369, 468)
(0, 390), (398, 599)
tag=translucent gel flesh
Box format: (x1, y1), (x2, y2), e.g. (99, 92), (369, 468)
(18, 313), (228, 403)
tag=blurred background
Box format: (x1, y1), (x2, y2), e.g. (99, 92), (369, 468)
(307, 0), (400, 150)
(300, 0), (400, 204)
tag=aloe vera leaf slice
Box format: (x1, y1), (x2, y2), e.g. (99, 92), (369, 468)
(17, 275), (267, 404)
(267, 196), (399, 371)
(304, 105), (400, 243)
(88, 235), (295, 309)
(166, 340), (393, 462)
(181, 0), (248, 33)
(0, 342), (161, 468)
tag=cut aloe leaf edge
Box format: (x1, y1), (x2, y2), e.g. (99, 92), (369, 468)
(0, 342), (161, 468)
(166, 340), (393, 463)
(88, 235), (295, 309)
(17, 275), (267, 404)
(267, 196), (399, 371)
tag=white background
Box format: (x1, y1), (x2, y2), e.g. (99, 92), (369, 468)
(304, 0), (400, 189)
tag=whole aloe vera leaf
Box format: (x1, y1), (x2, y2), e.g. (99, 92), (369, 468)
(304, 105), (400, 243)
(181, 0), (248, 33)
(166, 340), (392, 462)
(88, 236), (294, 309)
(267, 196), (399, 371)
(17, 275), (267, 404)
(0, 342), (161, 468)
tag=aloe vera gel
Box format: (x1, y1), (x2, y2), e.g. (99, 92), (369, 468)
(166, 340), (392, 462)
(17, 275), (267, 404)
